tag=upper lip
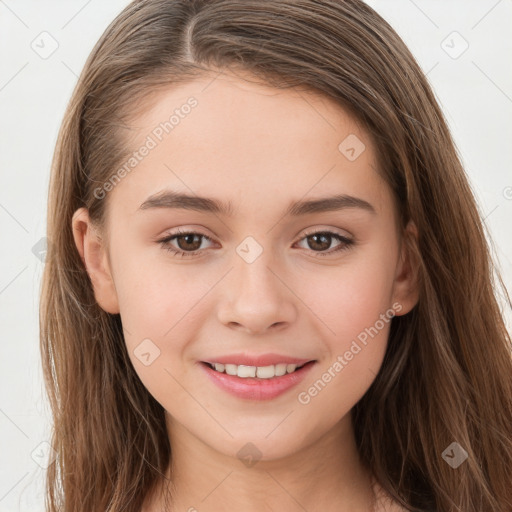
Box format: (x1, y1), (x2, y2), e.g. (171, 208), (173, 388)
(202, 353), (315, 367)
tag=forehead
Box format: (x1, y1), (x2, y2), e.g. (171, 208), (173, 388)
(107, 69), (392, 223)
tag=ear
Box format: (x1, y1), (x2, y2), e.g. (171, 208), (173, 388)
(71, 207), (120, 314)
(391, 219), (420, 316)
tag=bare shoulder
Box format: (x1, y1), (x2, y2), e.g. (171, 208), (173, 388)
(372, 478), (410, 512)
(385, 502), (410, 512)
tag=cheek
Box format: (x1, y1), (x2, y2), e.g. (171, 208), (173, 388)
(113, 239), (209, 337)
(111, 246), (210, 396)
(292, 250), (396, 414)
(117, 262), (206, 415)
(302, 250), (397, 346)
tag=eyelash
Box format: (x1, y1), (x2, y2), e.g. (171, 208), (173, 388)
(157, 228), (354, 259)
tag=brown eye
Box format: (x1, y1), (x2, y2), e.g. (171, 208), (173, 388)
(306, 233), (332, 251)
(158, 229), (354, 259)
(174, 233), (203, 251)
(158, 230), (214, 258)
(295, 230), (354, 257)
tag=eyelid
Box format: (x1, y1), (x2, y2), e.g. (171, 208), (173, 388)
(157, 228), (216, 248)
(298, 226), (352, 240)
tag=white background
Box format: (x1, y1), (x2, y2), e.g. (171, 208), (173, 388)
(0, 1), (511, 510)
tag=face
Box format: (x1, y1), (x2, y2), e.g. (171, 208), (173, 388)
(73, 69), (418, 462)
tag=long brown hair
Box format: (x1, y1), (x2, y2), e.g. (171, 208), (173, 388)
(40, 1), (512, 510)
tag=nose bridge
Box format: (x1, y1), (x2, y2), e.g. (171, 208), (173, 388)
(234, 245), (278, 299)
(216, 236), (296, 333)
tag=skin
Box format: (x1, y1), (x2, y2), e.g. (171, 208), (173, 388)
(72, 69), (418, 512)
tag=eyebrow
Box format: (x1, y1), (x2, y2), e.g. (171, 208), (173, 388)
(138, 190), (376, 216)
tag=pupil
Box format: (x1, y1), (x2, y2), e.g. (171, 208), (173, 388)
(179, 234), (201, 251)
(309, 233), (330, 251)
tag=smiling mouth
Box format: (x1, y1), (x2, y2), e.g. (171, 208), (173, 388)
(202, 360), (315, 379)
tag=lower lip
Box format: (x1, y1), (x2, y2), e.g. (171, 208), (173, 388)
(199, 361), (316, 401)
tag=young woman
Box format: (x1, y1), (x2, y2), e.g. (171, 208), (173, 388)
(40, 1), (512, 511)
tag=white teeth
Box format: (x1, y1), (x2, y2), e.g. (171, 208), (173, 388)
(286, 364), (297, 374)
(209, 362), (305, 378)
(225, 364), (238, 376)
(275, 363), (287, 376)
(256, 365), (274, 379)
(238, 365), (256, 378)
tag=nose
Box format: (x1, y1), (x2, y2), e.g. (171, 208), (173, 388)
(216, 248), (298, 335)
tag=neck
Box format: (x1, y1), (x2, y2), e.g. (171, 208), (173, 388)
(144, 412), (377, 512)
